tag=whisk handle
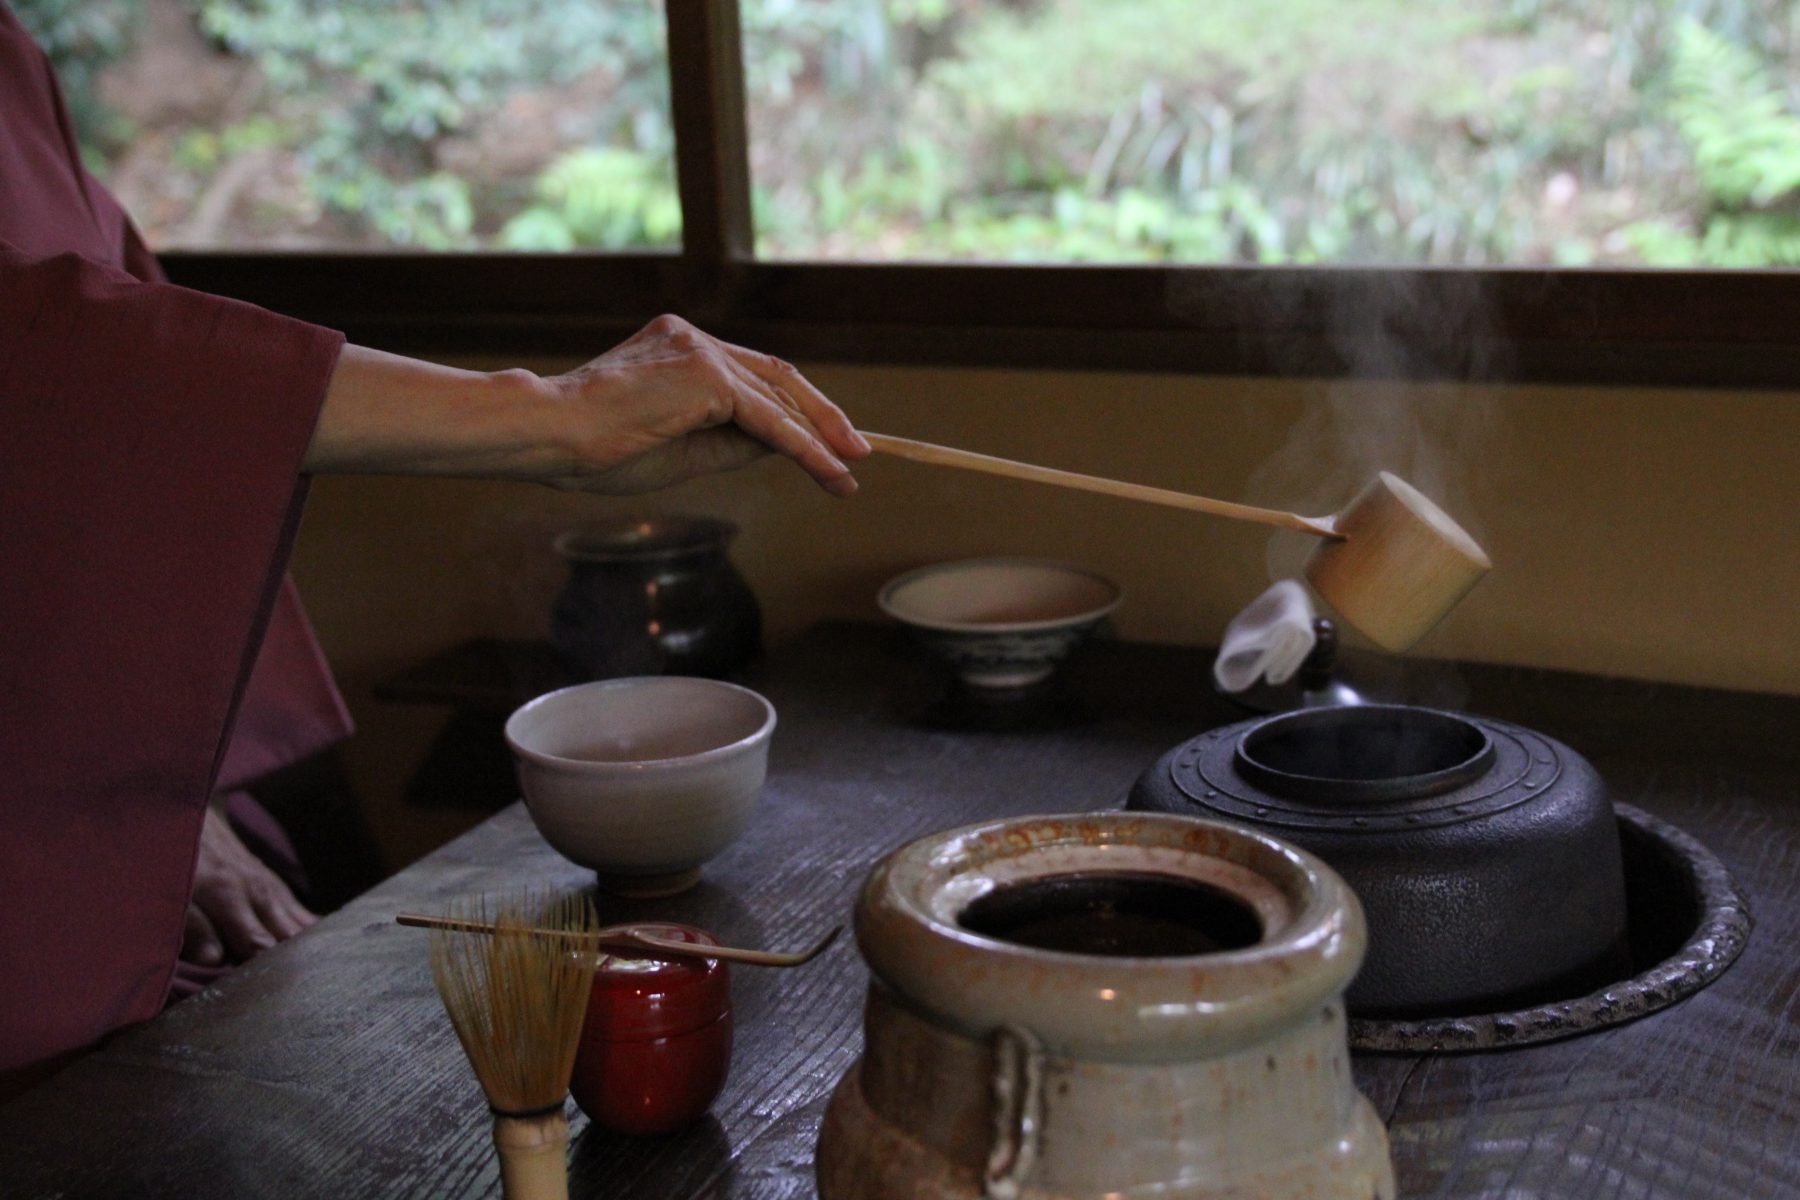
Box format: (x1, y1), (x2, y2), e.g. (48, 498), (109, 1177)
(494, 1111), (570, 1200)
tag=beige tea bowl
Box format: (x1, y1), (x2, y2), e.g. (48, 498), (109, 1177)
(504, 676), (775, 897)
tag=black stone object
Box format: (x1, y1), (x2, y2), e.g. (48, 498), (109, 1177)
(550, 515), (762, 681)
(1127, 704), (1630, 1017)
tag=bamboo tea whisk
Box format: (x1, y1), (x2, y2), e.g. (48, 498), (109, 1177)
(428, 893), (600, 1200)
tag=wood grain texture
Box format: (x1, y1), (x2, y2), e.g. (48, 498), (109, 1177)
(2, 623), (1796, 1199)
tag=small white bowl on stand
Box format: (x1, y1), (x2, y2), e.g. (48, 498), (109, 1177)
(505, 676), (775, 897)
(878, 558), (1123, 692)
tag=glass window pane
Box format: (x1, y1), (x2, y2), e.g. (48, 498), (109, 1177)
(743, 0), (1800, 267)
(18, 0), (678, 252)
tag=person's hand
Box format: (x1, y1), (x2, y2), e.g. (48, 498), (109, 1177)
(310, 315), (870, 496)
(542, 314), (872, 496)
(181, 807), (316, 966)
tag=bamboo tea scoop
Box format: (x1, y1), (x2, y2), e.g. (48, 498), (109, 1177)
(398, 913), (841, 967)
(865, 433), (1490, 652)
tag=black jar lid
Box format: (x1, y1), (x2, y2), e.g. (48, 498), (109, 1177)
(555, 515), (738, 563)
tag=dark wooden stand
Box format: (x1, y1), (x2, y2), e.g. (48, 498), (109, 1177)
(372, 638), (580, 810)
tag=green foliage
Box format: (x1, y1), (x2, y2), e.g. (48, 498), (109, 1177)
(319, 171), (476, 251)
(926, 0), (1483, 125)
(171, 115), (285, 173)
(10, 0), (143, 151)
(499, 148), (680, 250)
(18, 0), (675, 247)
(182, 0), (672, 247)
(21, 0), (1800, 264)
(196, 0), (665, 141)
(1668, 18), (1800, 206)
(743, 0), (1800, 267)
(747, 0), (1713, 265)
(1623, 18), (1800, 266)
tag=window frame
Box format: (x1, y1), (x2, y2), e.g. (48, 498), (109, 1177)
(160, 0), (1800, 390)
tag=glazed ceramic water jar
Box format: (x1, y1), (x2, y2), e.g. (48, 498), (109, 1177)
(817, 813), (1394, 1200)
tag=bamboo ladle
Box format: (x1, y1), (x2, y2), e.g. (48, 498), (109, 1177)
(864, 433), (1491, 652)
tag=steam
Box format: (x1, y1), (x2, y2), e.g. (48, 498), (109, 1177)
(1190, 272), (1515, 698)
(1245, 383), (1502, 583)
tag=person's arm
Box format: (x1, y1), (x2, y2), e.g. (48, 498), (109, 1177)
(306, 314), (871, 495)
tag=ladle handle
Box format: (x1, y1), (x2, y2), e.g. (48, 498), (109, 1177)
(864, 433), (1338, 538)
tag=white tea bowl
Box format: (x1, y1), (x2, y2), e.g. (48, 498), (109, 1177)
(878, 558), (1123, 690)
(505, 676), (776, 896)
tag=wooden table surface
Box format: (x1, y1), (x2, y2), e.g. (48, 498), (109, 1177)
(4, 622), (1798, 1199)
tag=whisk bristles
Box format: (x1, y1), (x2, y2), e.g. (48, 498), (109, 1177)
(428, 891), (600, 1117)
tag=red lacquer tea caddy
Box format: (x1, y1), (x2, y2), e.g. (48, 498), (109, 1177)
(570, 923), (732, 1135)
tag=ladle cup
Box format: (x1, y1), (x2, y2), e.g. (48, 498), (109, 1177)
(865, 433), (1490, 652)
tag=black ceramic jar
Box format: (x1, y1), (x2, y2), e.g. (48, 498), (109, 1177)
(1128, 704), (1629, 1017)
(550, 516), (761, 680)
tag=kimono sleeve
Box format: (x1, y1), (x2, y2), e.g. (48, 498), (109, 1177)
(0, 239), (345, 1075)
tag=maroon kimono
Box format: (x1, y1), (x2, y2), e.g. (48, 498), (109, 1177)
(0, 5), (352, 1075)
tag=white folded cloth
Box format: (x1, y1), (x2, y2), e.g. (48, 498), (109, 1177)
(1213, 581), (1318, 693)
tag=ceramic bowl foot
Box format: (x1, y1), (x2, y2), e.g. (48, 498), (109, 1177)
(595, 867), (703, 898)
